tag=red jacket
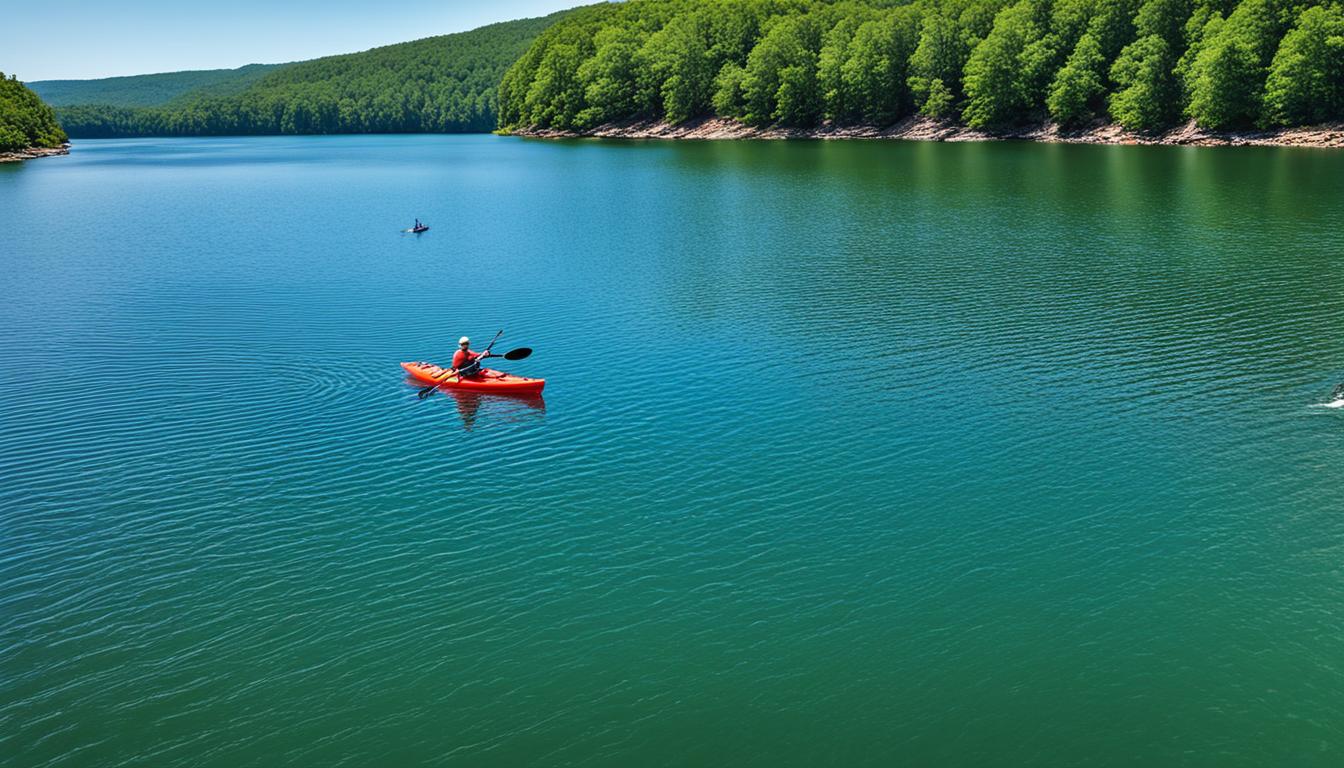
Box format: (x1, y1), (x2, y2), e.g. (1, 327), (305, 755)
(452, 348), (484, 370)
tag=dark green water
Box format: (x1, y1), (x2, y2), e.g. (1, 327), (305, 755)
(2, 136), (1343, 767)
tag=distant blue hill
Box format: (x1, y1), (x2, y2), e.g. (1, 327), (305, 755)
(29, 64), (288, 108)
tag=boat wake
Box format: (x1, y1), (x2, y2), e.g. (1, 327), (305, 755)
(1312, 382), (1344, 408)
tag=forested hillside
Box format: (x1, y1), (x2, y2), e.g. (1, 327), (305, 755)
(56, 10), (570, 138)
(499, 0), (1344, 133)
(31, 65), (285, 108)
(0, 73), (68, 152)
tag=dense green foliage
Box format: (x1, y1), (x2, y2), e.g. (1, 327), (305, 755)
(0, 73), (67, 152)
(1263, 3), (1344, 123)
(29, 65), (285, 108)
(1049, 33), (1107, 124)
(500, 0), (1344, 132)
(54, 11), (568, 138)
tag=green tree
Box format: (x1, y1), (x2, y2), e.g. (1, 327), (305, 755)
(1109, 34), (1181, 130)
(963, 1), (1046, 127)
(843, 9), (922, 124)
(1264, 4), (1344, 124)
(577, 27), (643, 127)
(1048, 32), (1107, 124)
(712, 61), (750, 117)
(1047, 0), (1138, 61)
(1050, 0), (1101, 49)
(1185, 0), (1277, 128)
(1100, 0), (1189, 131)
(775, 62), (823, 124)
(959, 0), (1014, 39)
(639, 11), (715, 123)
(819, 15), (869, 123)
(1135, 0), (1193, 47)
(908, 12), (971, 117)
(523, 38), (592, 129)
(1089, 0), (1143, 59)
(0, 73), (68, 151)
(923, 78), (957, 116)
(742, 15), (822, 125)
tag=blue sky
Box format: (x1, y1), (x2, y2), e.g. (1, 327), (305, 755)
(8, 0), (585, 82)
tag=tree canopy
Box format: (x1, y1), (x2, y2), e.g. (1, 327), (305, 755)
(499, 0), (1344, 133)
(0, 73), (67, 152)
(40, 0), (1344, 138)
(53, 11), (569, 138)
(29, 65), (286, 108)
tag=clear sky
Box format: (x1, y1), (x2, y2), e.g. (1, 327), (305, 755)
(7, 0), (586, 82)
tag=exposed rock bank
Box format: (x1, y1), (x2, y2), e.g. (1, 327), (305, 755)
(507, 117), (1344, 148)
(0, 144), (71, 163)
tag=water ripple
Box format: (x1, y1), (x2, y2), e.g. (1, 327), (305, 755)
(3, 136), (1344, 767)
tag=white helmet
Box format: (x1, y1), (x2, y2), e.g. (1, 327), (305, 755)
(458, 336), (471, 345)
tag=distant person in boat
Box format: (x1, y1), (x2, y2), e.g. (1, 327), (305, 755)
(452, 336), (490, 377)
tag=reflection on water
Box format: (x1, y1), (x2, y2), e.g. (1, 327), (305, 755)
(436, 387), (546, 431)
(400, 376), (546, 431)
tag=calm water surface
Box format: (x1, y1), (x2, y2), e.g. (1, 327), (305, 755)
(2, 135), (1343, 766)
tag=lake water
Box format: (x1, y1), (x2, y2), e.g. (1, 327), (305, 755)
(2, 135), (1343, 766)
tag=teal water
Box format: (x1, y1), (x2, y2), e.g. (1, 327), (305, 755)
(2, 135), (1343, 766)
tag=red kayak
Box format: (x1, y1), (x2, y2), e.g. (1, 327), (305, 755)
(402, 361), (545, 396)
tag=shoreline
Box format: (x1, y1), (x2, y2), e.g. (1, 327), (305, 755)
(506, 117), (1344, 148)
(0, 144), (71, 163)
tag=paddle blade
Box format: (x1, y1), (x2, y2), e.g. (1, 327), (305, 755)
(503, 347), (532, 361)
(417, 384), (438, 399)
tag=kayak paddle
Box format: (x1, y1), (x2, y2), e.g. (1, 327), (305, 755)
(417, 368), (465, 398)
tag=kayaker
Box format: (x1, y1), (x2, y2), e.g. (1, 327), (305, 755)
(452, 336), (491, 377)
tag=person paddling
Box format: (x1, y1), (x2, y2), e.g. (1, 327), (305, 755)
(452, 336), (492, 377)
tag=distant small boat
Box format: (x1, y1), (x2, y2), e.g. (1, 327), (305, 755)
(410, 224), (429, 233)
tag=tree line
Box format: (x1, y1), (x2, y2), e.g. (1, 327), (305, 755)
(31, 65), (285, 109)
(54, 12), (568, 138)
(498, 0), (1344, 133)
(1, 73), (68, 152)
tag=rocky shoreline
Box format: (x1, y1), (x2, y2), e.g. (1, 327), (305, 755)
(0, 144), (71, 163)
(507, 117), (1344, 148)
